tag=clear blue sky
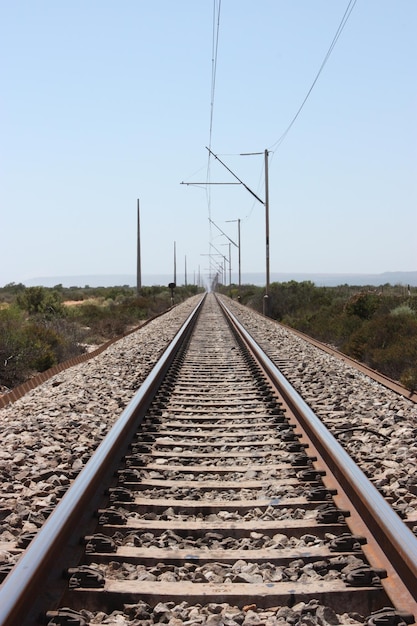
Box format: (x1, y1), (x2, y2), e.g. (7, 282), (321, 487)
(1, 1), (416, 287)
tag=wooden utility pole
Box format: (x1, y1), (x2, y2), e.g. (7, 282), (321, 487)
(136, 199), (141, 295)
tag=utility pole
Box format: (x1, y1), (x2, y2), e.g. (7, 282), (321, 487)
(228, 242), (231, 286)
(173, 241), (177, 285)
(136, 199), (141, 295)
(239, 148), (270, 315)
(237, 218), (241, 292)
(185, 255), (187, 287)
(226, 218), (241, 294)
(264, 149), (270, 316)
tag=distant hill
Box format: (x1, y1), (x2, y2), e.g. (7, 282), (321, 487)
(20, 271), (417, 288)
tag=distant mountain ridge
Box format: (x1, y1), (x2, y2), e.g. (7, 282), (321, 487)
(21, 271), (417, 288)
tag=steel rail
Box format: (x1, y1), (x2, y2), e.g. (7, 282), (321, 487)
(0, 295), (205, 626)
(217, 296), (417, 613)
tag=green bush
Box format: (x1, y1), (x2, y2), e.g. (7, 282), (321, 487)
(344, 292), (380, 320)
(0, 308), (88, 388)
(342, 312), (417, 382)
(23, 323), (61, 371)
(0, 306), (31, 388)
(390, 304), (415, 317)
(16, 286), (65, 318)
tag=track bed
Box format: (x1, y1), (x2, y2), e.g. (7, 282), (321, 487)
(1, 294), (416, 625)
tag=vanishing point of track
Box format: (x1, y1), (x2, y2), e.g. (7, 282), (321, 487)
(1, 293), (417, 625)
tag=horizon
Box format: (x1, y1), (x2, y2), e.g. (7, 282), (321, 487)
(9, 269), (417, 290)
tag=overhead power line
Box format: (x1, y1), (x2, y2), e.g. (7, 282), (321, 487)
(208, 0), (222, 153)
(206, 0), (222, 220)
(269, 0), (358, 152)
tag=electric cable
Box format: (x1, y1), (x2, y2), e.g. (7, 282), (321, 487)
(206, 0), (222, 217)
(269, 0), (357, 152)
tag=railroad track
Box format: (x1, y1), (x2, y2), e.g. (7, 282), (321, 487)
(1, 293), (417, 625)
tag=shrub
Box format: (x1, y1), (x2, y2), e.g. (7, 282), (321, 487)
(390, 304), (415, 317)
(0, 307), (31, 388)
(22, 321), (86, 372)
(344, 292), (380, 320)
(343, 313), (417, 380)
(0, 307), (86, 388)
(24, 325), (59, 371)
(16, 286), (65, 318)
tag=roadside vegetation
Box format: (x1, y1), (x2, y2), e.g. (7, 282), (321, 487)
(0, 283), (203, 391)
(219, 281), (417, 392)
(2, 280), (416, 394)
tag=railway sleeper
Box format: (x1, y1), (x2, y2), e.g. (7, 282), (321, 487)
(58, 579), (390, 616)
